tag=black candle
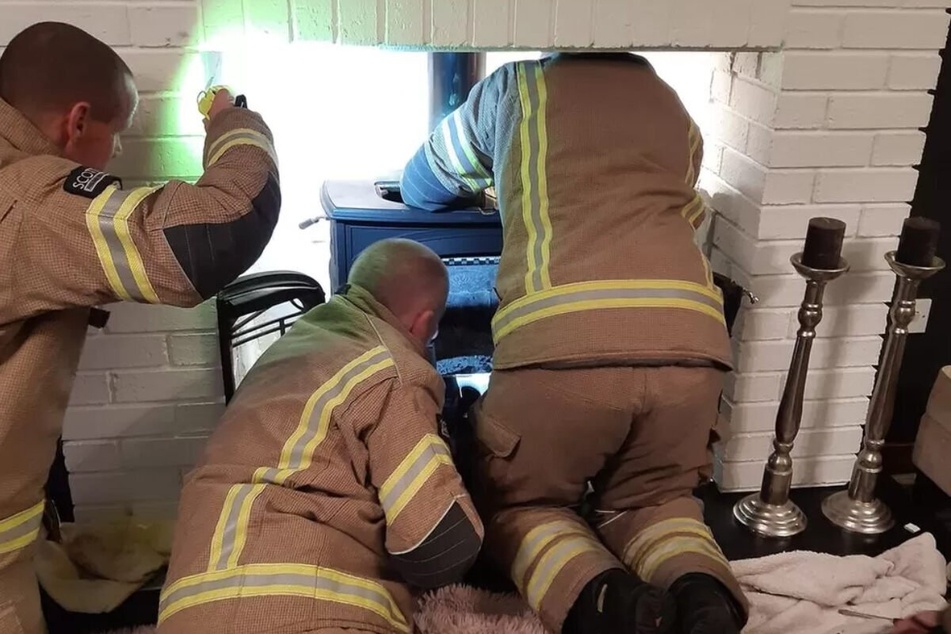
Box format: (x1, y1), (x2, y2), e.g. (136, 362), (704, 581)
(895, 217), (940, 267)
(801, 217), (847, 270)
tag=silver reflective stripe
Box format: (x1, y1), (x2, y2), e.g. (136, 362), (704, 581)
(211, 484), (257, 570)
(519, 63), (549, 294)
(494, 285), (724, 335)
(525, 534), (591, 609)
(207, 132), (278, 167)
(0, 501), (45, 555)
(511, 521), (573, 587)
(379, 439), (451, 521)
(95, 189), (148, 302)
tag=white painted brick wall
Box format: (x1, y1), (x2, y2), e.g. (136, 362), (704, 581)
(4, 0), (944, 508)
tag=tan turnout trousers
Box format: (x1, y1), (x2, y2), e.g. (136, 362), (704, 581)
(472, 365), (747, 631)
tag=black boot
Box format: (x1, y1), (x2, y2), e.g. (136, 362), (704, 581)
(563, 568), (676, 634)
(668, 573), (745, 634)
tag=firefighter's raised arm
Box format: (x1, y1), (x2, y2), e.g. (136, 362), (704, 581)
(1, 99), (280, 324)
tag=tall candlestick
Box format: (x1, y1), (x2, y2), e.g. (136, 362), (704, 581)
(734, 218), (849, 538)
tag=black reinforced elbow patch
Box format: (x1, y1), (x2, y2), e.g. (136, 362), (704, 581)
(390, 502), (481, 590)
(164, 173), (281, 299)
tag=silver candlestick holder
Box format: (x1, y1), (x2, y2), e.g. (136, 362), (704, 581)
(822, 250), (945, 534)
(734, 252), (850, 538)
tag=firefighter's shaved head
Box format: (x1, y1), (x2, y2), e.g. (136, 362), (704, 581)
(0, 22), (136, 168)
(349, 239), (449, 348)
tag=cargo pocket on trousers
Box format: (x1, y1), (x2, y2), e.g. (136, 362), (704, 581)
(472, 414), (521, 513)
(0, 601), (25, 634)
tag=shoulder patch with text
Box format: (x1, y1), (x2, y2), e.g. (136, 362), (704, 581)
(63, 167), (122, 199)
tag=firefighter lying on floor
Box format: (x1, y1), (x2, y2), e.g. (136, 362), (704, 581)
(401, 52), (748, 634)
(158, 238), (483, 634)
(0, 22), (280, 634)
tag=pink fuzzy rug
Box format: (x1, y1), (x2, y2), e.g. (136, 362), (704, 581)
(100, 586), (545, 634)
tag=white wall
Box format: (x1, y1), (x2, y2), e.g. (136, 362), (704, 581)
(1, 0), (948, 519)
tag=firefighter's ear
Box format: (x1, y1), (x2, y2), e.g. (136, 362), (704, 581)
(63, 102), (92, 145)
(408, 308), (439, 348)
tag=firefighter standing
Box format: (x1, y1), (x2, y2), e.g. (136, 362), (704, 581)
(0, 22), (280, 633)
(401, 53), (747, 634)
(158, 239), (483, 634)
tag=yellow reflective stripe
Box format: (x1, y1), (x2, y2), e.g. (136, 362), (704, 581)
(492, 280), (726, 341)
(639, 539), (729, 582)
(622, 518), (729, 582)
(517, 63), (538, 294)
(113, 186), (162, 304)
(207, 348), (394, 572)
(207, 128), (277, 167)
(526, 533), (602, 611)
(159, 563), (409, 632)
(686, 120), (701, 185)
(516, 62), (553, 294)
(511, 521), (577, 587)
(450, 111), (492, 182)
(379, 435), (453, 523)
(85, 186), (129, 301)
(440, 117), (480, 192)
(681, 192), (704, 228)
(0, 501), (45, 555)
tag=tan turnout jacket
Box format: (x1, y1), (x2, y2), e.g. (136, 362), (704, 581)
(158, 285), (483, 634)
(0, 97), (280, 573)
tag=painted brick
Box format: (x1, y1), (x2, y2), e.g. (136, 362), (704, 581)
(472, 0), (512, 46)
(385, 0), (425, 45)
(112, 368), (224, 403)
(735, 336), (883, 372)
(793, 0), (914, 5)
(711, 0), (753, 47)
(723, 372), (783, 403)
(733, 53), (761, 79)
(901, 0), (951, 6)
(121, 436), (210, 468)
(783, 8), (845, 49)
(827, 92), (934, 129)
(129, 5), (201, 48)
(763, 170), (816, 204)
(748, 0), (789, 47)
(800, 367), (877, 400)
(872, 131), (927, 166)
(749, 270), (896, 307)
(0, 4), (131, 47)
(858, 203), (911, 236)
(176, 402), (226, 434)
(247, 0), (291, 41)
(888, 53), (944, 90)
(554, 0), (592, 46)
(715, 455), (855, 492)
(729, 77), (780, 126)
(112, 138), (203, 180)
(669, 0), (714, 45)
(814, 168), (919, 203)
(513, 0), (551, 47)
(715, 106), (750, 153)
(63, 404), (177, 440)
(593, 0), (634, 47)
(128, 96), (204, 138)
(105, 302), (216, 334)
(168, 334), (221, 367)
(120, 50), (202, 94)
(711, 71), (732, 106)
(842, 10), (951, 50)
(293, 0), (335, 41)
(630, 0), (671, 47)
(723, 397), (870, 433)
(79, 335), (168, 371)
(777, 52), (889, 90)
(766, 131), (875, 168)
(338, 0), (381, 45)
(774, 92), (829, 129)
(720, 149), (815, 205)
(791, 303), (889, 338)
(756, 204), (861, 240)
(432, 0), (469, 46)
(717, 426), (863, 461)
(63, 441), (122, 473)
(69, 470), (181, 505)
(734, 308), (794, 341)
(69, 373), (111, 406)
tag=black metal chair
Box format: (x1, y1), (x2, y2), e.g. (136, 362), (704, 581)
(215, 271), (326, 402)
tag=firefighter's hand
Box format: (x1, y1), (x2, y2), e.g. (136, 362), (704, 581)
(888, 611), (943, 633)
(204, 89), (236, 131)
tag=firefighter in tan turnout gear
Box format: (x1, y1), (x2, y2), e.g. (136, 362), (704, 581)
(0, 22), (280, 633)
(401, 53), (748, 634)
(158, 238), (483, 634)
